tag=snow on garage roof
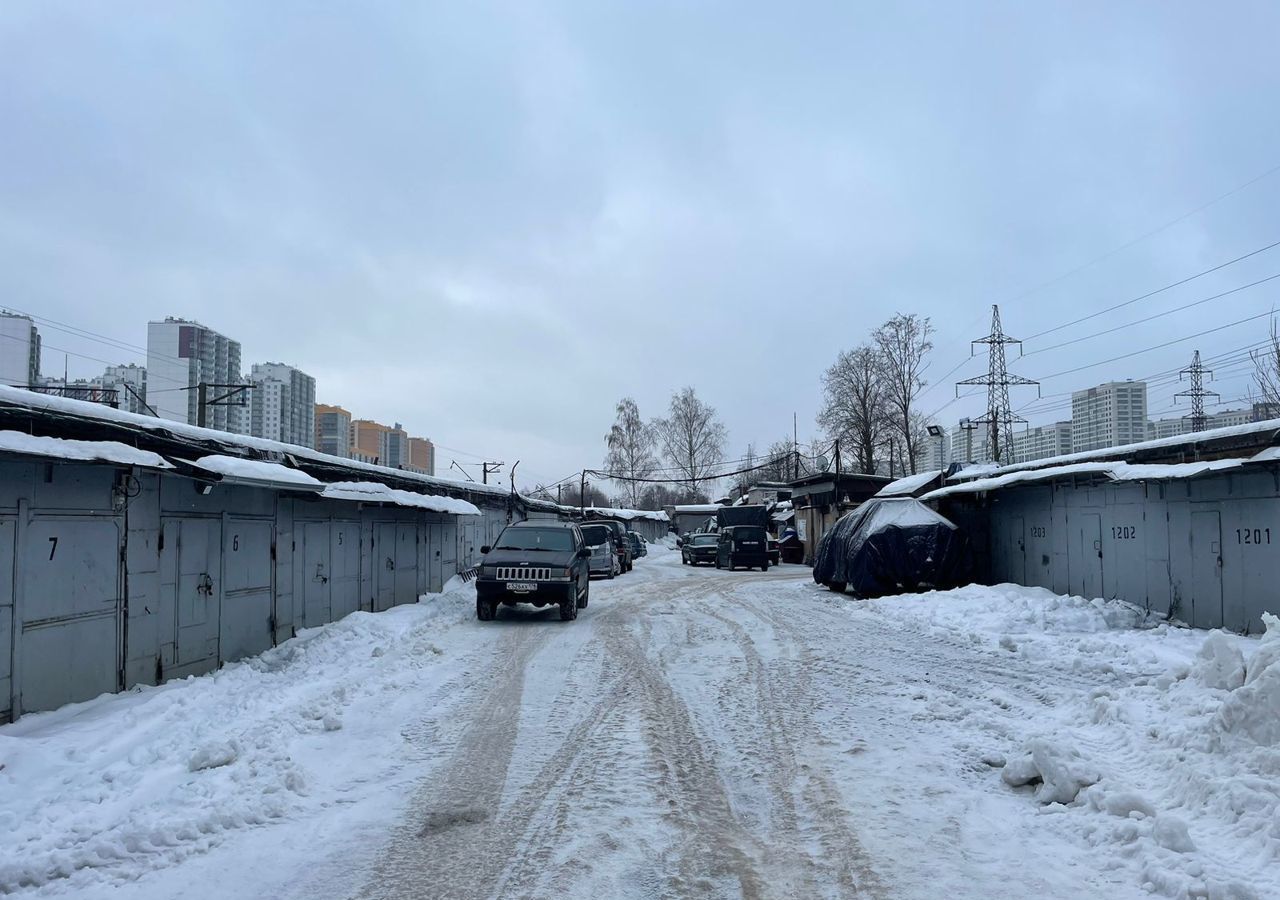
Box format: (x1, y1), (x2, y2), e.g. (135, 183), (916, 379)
(923, 451), (1279, 501)
(672, 504), (723, 514)
(320, 481), (481, 516)
(945, 416), (1280, 484)
(585, 506), (670, 522)
(0, 385), (507, 498)
(875, 470), (943, 497)
(191, 455), (323, 489)
(0, 429), (174, 470)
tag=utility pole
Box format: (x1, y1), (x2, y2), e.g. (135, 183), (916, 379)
(481, 461), (504, 485)
(959, 418), (977, 465)
(957, 305), (1039, 464)
(556, 483), (562, 505)
(189, 381), (250, 430)
(1175, 349), (1218, 433)
(579, 471), (588, 515)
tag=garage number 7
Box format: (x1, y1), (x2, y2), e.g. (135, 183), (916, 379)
(48, 536), (58, 560)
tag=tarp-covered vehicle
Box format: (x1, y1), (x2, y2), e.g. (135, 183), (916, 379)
(812, 497), (971, 597)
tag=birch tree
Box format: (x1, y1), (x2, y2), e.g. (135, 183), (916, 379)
(604, 397), (659, 507)
(651, 387), (728, 497)
(817, 344), (887, 474)
(874, 313), (934, 475)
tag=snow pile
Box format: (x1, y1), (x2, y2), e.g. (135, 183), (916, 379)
(1214, 613), (1280, 746)
(1001, 738), (1100, 804)
(0, 429), (173, 469)
(0, 580), (479, 894)
(838, 582), (1280, 899)
(192, 455), (323, 488)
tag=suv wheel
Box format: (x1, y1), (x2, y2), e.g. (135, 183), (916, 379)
(578, 581), (589, 609)
(476, 596), (496, 621)
(761, 561), (769, 572)
(559, 592), (578, 621)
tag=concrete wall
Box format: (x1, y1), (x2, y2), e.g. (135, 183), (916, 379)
(0, 457), (514, 723)
(975, 466), (1280, 634)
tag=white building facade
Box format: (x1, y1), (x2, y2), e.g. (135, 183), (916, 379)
(1012, 421), (1073, 463)
(0, 313), (41, 388)
(100, 364), (148, 415)
(146, 318), (244, 431)
(249, 362), (316, 447)
(1071, 381), (1147, 453)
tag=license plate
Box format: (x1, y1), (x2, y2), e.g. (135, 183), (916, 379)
(507, 582), (538, 592)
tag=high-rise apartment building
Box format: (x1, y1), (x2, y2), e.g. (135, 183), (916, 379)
(350, 419), (409, 468)
(1148, 407), (1255, 441)
(248, 362), (316, 447)
(1070, 381), (1147, 453)
(1012, 421), (1073, 463)
(406, 436), (436, 476)
(924, 429), (950, 471)
(949, 420), (991, 465)
(0, 313), (41, 388)
(315, 404), (352, 457)
(100, 364), (148, 415)
(146, 318), (244, 431)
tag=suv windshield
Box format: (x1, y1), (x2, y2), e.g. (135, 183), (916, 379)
(494, 528), (574, 552)
(579, 525), (612, 546)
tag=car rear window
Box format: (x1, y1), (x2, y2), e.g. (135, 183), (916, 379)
(733, 527), (766, 542)
(579, 525), (612, 546)
(691, 534), (717, 546)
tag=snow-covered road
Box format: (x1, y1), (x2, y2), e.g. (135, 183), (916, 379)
(6, 545), (1280, 900)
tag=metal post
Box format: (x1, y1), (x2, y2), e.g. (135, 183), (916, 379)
(197, 382), (207, 428)
(580, 471), (587, 515)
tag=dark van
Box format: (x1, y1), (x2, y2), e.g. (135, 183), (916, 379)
(715, 525), (770, 571)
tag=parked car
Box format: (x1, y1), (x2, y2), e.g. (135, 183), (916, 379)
(767, 535), (781, 567)
(715, 525), (769, 571)
(626, 531), (646, 559)
(680, 533), (718, 565)
(579, 523), (621, 578)
(598, 520), (633, 572)
(475, 521), (591, 621)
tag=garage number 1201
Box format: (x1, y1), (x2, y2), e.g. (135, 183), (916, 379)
(1237, 528), (1272, 546)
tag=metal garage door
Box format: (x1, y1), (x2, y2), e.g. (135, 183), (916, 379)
(0, 519), (14, 720)
(301, 521), (331, 628)
(375, 522), (397, 611)
(1070, 513), (1104, 599)
(329, 520), (361, 619)
(21, 515), (122, 713)
(162, 517), (223, 675)
(395, 524), (419, 604)
(221, 518), (274, 662)
(1190, 509), (1224, 629)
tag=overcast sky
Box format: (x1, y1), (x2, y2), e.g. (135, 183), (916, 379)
(3, 2), (1279, 491)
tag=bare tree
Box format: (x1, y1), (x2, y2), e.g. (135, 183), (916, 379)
(1252, 315), (1280, 409)
(817, 344), (887, 474)
(874, 313), (934, 475)
(651, 387), (728, 497)
(604, 397), (659, 507)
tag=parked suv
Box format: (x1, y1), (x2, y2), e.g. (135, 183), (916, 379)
(716, 525), (770, 571)
(626, 532), (646, 559)
(579, 523), (621, 579)
(597, 520), (633, 572)
(475, 522), (591, 621)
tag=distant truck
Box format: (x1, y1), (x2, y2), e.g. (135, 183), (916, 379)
(715, 505), (770, 530)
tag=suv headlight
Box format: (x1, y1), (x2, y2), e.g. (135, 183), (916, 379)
(480, 565), (497, 578)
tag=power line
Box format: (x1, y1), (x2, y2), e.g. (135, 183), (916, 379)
(1002, 160), (1280, 308)
(1022, 271), (1280, 357)
(1023, 238), (1280, 342)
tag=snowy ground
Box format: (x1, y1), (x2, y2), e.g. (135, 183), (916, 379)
(4, 546), (1280, 899)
